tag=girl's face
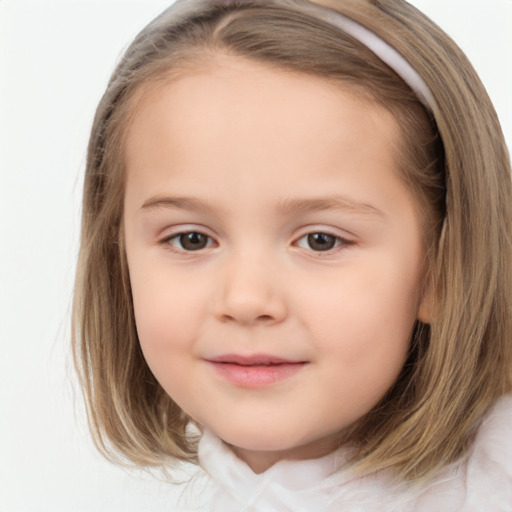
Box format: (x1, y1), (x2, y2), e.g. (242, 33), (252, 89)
(123, 55), (430, 472)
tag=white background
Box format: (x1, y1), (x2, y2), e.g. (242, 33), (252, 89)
(1, 1), (511, 510)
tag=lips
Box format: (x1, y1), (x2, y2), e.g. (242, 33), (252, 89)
(206, 354), (307, 388)
(208, 354), (302, 365)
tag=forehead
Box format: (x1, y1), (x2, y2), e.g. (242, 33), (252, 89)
(123, 55), (409, 218)
(125, 53), (397, 134)
(126, 56), (399, 164)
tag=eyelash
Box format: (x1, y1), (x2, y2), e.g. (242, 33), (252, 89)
(162, 231), (216, 252)
(160, 230), (354, 254)
(295, 232), (353, 253)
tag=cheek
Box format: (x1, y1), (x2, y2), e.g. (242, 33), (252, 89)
(130, 277), (210, 405)
(301, 254), (420, 338)
(298, 253), (420, 393)
(129, 268), (207, 368)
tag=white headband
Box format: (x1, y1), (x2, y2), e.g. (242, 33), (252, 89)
(305, 3), (436, 111)
(171, 0), (436, 111)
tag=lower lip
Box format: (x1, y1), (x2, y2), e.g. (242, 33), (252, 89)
(208, 361), (306, 388)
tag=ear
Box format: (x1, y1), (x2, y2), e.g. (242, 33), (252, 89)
(417, 276), (434, 324)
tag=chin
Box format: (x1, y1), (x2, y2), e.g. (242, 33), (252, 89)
(208, 422), (316, 453)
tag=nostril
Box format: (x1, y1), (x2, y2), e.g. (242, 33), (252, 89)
(256, 314), (274, 323)
(220, 313), (275, 325)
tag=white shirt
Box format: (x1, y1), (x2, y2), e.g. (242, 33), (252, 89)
(177, 395), (512, 511)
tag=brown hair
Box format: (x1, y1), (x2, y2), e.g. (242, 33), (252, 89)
(72, 0), (512, 481)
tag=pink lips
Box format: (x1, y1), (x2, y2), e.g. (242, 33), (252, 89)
(206, 354), (307, 388)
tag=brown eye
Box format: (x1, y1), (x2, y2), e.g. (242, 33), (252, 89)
(307, 233), (337, 251)
(167, 232), (212, 251)
(296, 232), (347, 253)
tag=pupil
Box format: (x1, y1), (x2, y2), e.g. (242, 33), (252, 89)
(180, 232), (207, 251)
(308, 233), (335, 251)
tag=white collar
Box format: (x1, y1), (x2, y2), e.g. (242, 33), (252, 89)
(196, 429), (382, 511)
(193, 396), (512, 511)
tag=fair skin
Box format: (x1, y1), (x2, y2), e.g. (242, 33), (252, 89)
(123, 54), (430, 473)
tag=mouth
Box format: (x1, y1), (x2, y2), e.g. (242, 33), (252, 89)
(205, 354), (308, 388)
(208, 354), (303, 365)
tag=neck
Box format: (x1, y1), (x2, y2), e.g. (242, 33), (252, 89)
(227, 434), (343, 474)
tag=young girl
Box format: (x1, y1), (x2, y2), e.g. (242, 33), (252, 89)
(73, 0), (512, 509)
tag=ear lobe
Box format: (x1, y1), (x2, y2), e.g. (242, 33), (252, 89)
(417, 278), (434, 324)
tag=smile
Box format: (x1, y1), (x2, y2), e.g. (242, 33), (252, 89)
(206, 354), (308, 388)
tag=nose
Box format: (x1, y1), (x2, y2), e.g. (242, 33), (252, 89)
(215, 254), (288, 326)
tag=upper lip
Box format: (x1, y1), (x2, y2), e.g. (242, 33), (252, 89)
(206, 354), (305, 365)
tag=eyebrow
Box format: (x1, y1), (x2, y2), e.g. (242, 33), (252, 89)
(141, 196), (221, 214)
(140, 195), (384, 217)
(276, 196), (384, 217)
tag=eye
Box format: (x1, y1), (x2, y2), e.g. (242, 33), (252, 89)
(296, 232), (347, 252)
(165, 231), (215, 251)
